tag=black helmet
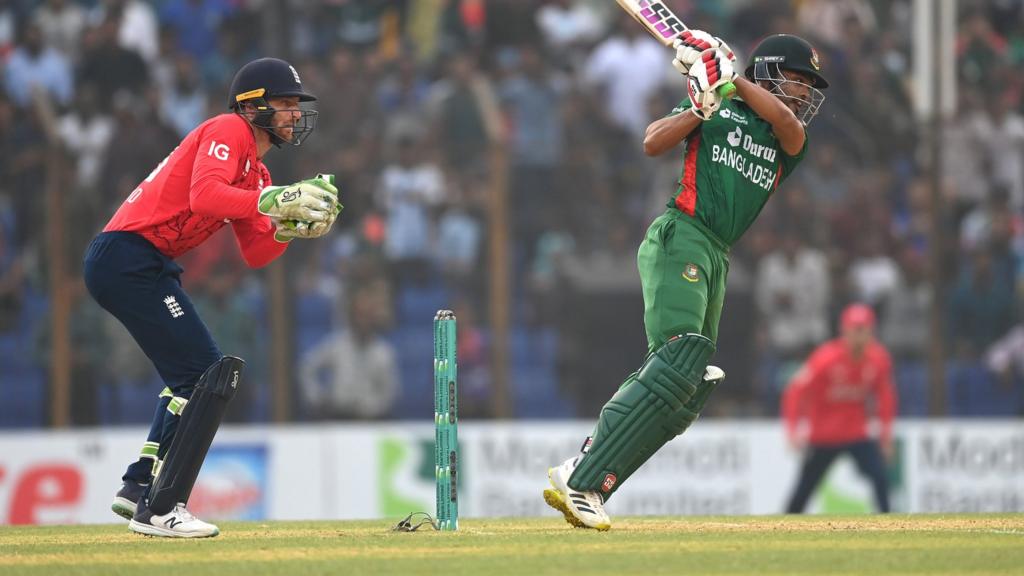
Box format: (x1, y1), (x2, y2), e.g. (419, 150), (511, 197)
(745, 34), (828, 88)
(228, 58), (318, 146)
(744, 34), (827, 125)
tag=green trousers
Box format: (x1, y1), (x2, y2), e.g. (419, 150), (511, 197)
(565, 210), (729, 495)
(637, 208), (730, 352)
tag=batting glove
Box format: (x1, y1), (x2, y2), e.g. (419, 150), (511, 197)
(687, 48), (737, 121)
(672, 30), (735, 76)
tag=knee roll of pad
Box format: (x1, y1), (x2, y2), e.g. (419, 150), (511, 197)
(147, 356), (244, 515)
(568, 334), (715, 494)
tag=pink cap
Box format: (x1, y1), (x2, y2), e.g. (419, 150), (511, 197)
(841, 304), (876, 329)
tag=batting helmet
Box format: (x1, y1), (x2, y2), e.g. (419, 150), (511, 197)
(228, 58), (318, 146)
(744, 34), (827, 125)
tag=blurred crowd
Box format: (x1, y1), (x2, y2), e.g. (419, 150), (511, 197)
(2, 0), (1023, 427)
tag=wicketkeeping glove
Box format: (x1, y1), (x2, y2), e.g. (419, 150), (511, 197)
(687, 48), (737, 121)
(258, 175), (337, 223)
(672, 30), (735, 76)
(272, 174), (343, 242)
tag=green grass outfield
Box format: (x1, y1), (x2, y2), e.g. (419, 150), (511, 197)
(2, 515), (1022, 576)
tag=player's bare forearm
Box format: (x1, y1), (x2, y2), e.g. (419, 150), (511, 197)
(643, 111), (702, 156)
(734, 78), (805, 155)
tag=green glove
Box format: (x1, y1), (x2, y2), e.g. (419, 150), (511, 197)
(272, 174), (343, 242)
(258, 175), (337, 223)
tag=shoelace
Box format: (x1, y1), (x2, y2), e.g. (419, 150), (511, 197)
(565, 460), (607, 512)
(174, 504), (197, 523)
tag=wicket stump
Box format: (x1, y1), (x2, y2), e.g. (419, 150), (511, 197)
(433, 310), (458, 530)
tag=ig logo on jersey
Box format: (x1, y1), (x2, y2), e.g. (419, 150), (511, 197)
(208, 141), (231, 161)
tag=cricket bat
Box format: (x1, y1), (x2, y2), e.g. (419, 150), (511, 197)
(614, 0), (736, 98)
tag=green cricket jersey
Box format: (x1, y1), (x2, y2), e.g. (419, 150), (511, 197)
(667, 97), (807, 246)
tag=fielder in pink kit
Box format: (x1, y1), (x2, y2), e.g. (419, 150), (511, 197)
(85, 57), (341, 538)
(782, 304), (898, 513)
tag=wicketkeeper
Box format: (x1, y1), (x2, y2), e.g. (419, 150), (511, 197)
(544, 33), (828, 529)
(85, 58), (341, 537)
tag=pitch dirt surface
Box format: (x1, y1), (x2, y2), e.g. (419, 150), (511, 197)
(2, 515), (1022, 575)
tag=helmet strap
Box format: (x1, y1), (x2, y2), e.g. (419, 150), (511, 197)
(238, 98), (286, 147)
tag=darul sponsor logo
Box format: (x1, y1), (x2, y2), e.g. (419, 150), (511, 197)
(724, 127), (777, 162)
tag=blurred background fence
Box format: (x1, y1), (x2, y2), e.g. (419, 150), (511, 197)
(1, 0), (1023, 429)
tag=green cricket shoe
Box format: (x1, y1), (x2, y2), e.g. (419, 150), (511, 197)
(544, 457), (611, 531)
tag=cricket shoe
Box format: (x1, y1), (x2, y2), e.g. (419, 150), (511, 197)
(543, 456), (611, 531)
(111, 479), (147, 521)
(129, 502), (220, 538)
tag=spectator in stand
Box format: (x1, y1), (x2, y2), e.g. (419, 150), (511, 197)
(783, 304), (897, 514)
(375, 52), (431, 146)
(4, 22), (73, 108)
(299, 275), (398, 419)
(76, 15), (148, 105)
(977, 93), (1024, 208)
(0, 208), (24, 332)
(5, 95), (50, 248)
(796, 142), (851, 205)
(957, 8), (1009, 86)
(159, 55), (206, 138)
(375, 133), (446, 287)
(34, 0), (86, 59)
(535, 0), (604, 68)
(158, 0), (234, 61)
(756, 228), (831, 361)
(879, 245), (931, 362)
(582, 13), (665, 139)
(730, 0), (793, 51)
(427, 50), (502, 174)
(848, 232), (900, 308)
(944, 88), (990, 211)
(57, 82), (115, 257)
(57, 83), (114, 192)
(435, 177), (482, 293)
(796, 0), (876, 49)
(948, 246), (1015, 359)
(499, 44), (567, 259)
(98, 0), (160, 63)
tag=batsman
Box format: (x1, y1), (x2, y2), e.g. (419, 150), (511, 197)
(84, 58), (341, 537)
(544, 33), (829, 530)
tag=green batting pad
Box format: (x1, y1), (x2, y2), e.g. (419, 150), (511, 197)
(568, 334), (714, 494)
(601, 367), (724, 500)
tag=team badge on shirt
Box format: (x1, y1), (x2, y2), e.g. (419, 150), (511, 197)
(682, 263), (700, 282)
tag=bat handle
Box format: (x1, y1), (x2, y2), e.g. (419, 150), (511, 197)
(718, 82), (737, 99)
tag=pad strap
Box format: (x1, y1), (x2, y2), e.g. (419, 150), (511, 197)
(159, 386), (190, 416)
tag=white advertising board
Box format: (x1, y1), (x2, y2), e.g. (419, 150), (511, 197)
(0, 421), (1020, 524)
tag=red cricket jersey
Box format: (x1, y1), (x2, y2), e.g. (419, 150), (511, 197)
(104, 113), (287, 268)
(782, 339), (898, 446)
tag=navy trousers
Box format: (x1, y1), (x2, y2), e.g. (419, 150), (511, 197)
(84, 232), (221, 483)
(785, 439), (891, 513)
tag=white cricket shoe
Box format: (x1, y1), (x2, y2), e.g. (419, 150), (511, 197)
(129, 503), (220, 538)
(543, 456), (611, 531)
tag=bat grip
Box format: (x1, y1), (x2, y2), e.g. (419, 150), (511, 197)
(718, 82), (737, 99)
